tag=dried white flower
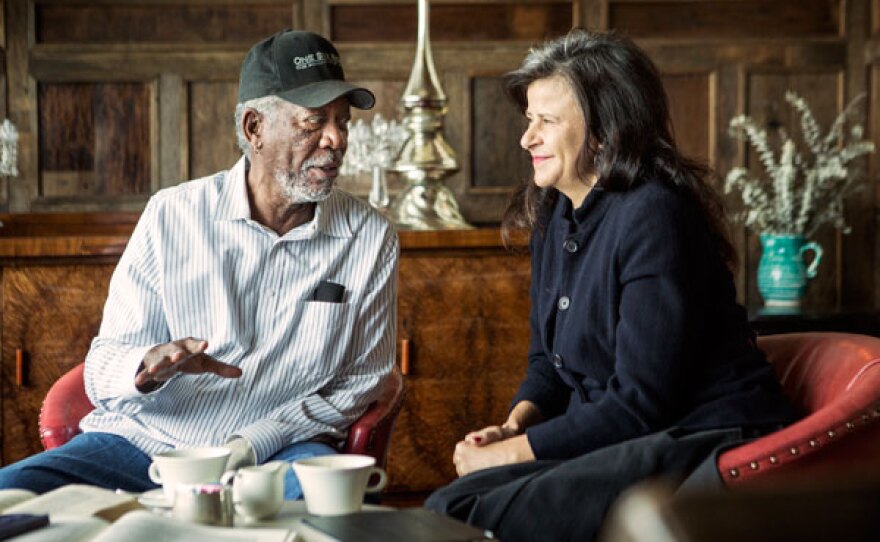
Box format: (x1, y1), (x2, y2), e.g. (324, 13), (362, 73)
(725, 92), (875, 237)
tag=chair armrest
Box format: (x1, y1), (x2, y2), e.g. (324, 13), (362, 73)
(717, 363), (880, 485)
(344, 366), (405, 468)
(39, 363), (94, 450)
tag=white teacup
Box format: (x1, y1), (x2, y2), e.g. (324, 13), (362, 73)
(221, 461), (286, 520)
(292, 454), (387, 516)
(148, 447), (231, 504)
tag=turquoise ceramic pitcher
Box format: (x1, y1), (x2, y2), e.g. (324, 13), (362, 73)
(757, 233), (823, 311)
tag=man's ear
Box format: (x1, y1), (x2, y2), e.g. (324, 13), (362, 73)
(242, 108), (262, 144)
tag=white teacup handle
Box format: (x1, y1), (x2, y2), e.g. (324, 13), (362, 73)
(365, 467), (387, 493)
(147, 463), (163, 484)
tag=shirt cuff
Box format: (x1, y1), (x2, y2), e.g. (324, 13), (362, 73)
(234, 421), (286, 464)
(117, 345), (154, 399)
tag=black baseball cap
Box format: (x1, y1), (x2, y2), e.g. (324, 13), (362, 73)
(238, 30), (375, 110)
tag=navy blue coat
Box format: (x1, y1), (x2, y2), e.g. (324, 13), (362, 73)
(513, 181), (796, 459)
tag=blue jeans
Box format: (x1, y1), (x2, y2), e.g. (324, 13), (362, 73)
(0, 432), (336, 499)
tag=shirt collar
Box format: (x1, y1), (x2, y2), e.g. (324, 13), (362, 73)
(215, 156), (251, 222)
(554, 184), (611, 239)
(277, 193), (355, 241)
(312, 190), (354, 239)
(214, 156), (353, 239)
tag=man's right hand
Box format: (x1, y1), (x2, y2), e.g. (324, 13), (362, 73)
(135, 337), (243, 391)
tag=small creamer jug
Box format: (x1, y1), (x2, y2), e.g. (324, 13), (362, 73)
(221, 460), (286, 520)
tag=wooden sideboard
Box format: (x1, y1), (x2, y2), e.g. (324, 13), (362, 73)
(0, 216), (531, 500)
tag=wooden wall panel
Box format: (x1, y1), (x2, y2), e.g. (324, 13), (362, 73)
(743, 71), (844, 311)
(94, 84), (153, 196)
(38, 82), (151, 198)
(35, 3), (293, 44)
(663, 73), (712, 166)
(471, 76), (529, 191)
(609, 0), (840, 39)
(330, 2), (571, 42)
(188, 81), (239, 180)
(38, 84), (94, 175)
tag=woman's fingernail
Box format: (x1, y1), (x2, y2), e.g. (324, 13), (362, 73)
(473, 437), (482, 443)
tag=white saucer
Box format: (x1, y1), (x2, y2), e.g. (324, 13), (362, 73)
(138, 488), (172, 509)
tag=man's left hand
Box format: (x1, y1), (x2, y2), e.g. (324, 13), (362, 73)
(224, 437), (256, 472)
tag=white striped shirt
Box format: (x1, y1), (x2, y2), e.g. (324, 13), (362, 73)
(81, 157), (398, 463)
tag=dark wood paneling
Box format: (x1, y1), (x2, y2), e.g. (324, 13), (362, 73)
(744, 71), (844, 311)
(331, 3), (572, 42)
(35, 4), (292, 44)
(188, 81), (239, 180)
(94, 84), (152, 196)
(390, 251), (530, 492)
(471, 76), (530, 190)
(663, 73), (712, 166)
(38, 84), (94, 172)
(39, 82), (151, 198)
(610, 0), (840, 39)
(1, 265), (115, 464)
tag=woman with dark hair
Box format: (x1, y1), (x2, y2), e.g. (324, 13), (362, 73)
(425, 29), (795, 541)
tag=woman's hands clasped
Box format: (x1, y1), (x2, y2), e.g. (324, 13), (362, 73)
(452, 401), (543, 477)
(135, 337), (242, 392)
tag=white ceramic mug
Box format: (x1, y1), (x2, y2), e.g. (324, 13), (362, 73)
(220, 461), (286, 520)
(292, 454), (387, 516)
(148, 446), (231, 504)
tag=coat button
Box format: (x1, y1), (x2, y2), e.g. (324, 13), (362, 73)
(563, 240), (579, 253)
(552, 354), (564, 369)
(557, 296), (570, 311)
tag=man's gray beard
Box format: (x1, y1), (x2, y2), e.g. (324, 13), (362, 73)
(274, 151), (344, 204)
(275, 169), (333, 203)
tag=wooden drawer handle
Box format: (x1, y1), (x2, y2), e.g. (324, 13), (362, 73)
(400, 339), (410, 376)
(15, 349), (24, 387)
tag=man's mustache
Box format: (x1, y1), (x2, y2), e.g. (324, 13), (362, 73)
(301, 149), (344, 169)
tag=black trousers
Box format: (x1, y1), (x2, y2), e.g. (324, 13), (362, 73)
(425, 427), (745, 542)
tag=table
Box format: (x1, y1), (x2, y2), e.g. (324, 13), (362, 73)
(7, 498), (390, 542)
(236, 500), (391, 542)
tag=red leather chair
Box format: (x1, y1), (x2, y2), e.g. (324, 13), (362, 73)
(718, 332), (880, 486)
(39, 363), (405, 470)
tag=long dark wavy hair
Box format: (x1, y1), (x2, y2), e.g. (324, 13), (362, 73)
(501, 29), (736, 268)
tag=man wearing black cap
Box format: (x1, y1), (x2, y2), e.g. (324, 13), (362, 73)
(0, 30), (398, 500)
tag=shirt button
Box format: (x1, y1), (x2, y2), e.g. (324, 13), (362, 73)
(564, 239), (579, 253)
(557, 296), (570, 311)
(552, 354), (564, 369)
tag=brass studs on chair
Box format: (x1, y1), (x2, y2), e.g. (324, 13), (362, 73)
(809, 439), (819, 448)
(789, 447), (799, 455)
(846, 422), (855, 430)
(749, 461), (759, 470)
(862, 413), (870, 422)
(827, 430), (836, 438)
(729, 468), (739, 478)
(769, 455), (778, 464)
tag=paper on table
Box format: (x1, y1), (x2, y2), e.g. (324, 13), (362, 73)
(0, 489), (37, 512)
(91, 511), (298, 542)
(4, 485), (135, 521)
(5, 517), (108, 542)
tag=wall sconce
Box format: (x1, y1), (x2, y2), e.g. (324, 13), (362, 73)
(0, 119), (18, 177)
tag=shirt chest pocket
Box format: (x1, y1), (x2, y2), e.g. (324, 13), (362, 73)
(294, 301), (357, 375)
